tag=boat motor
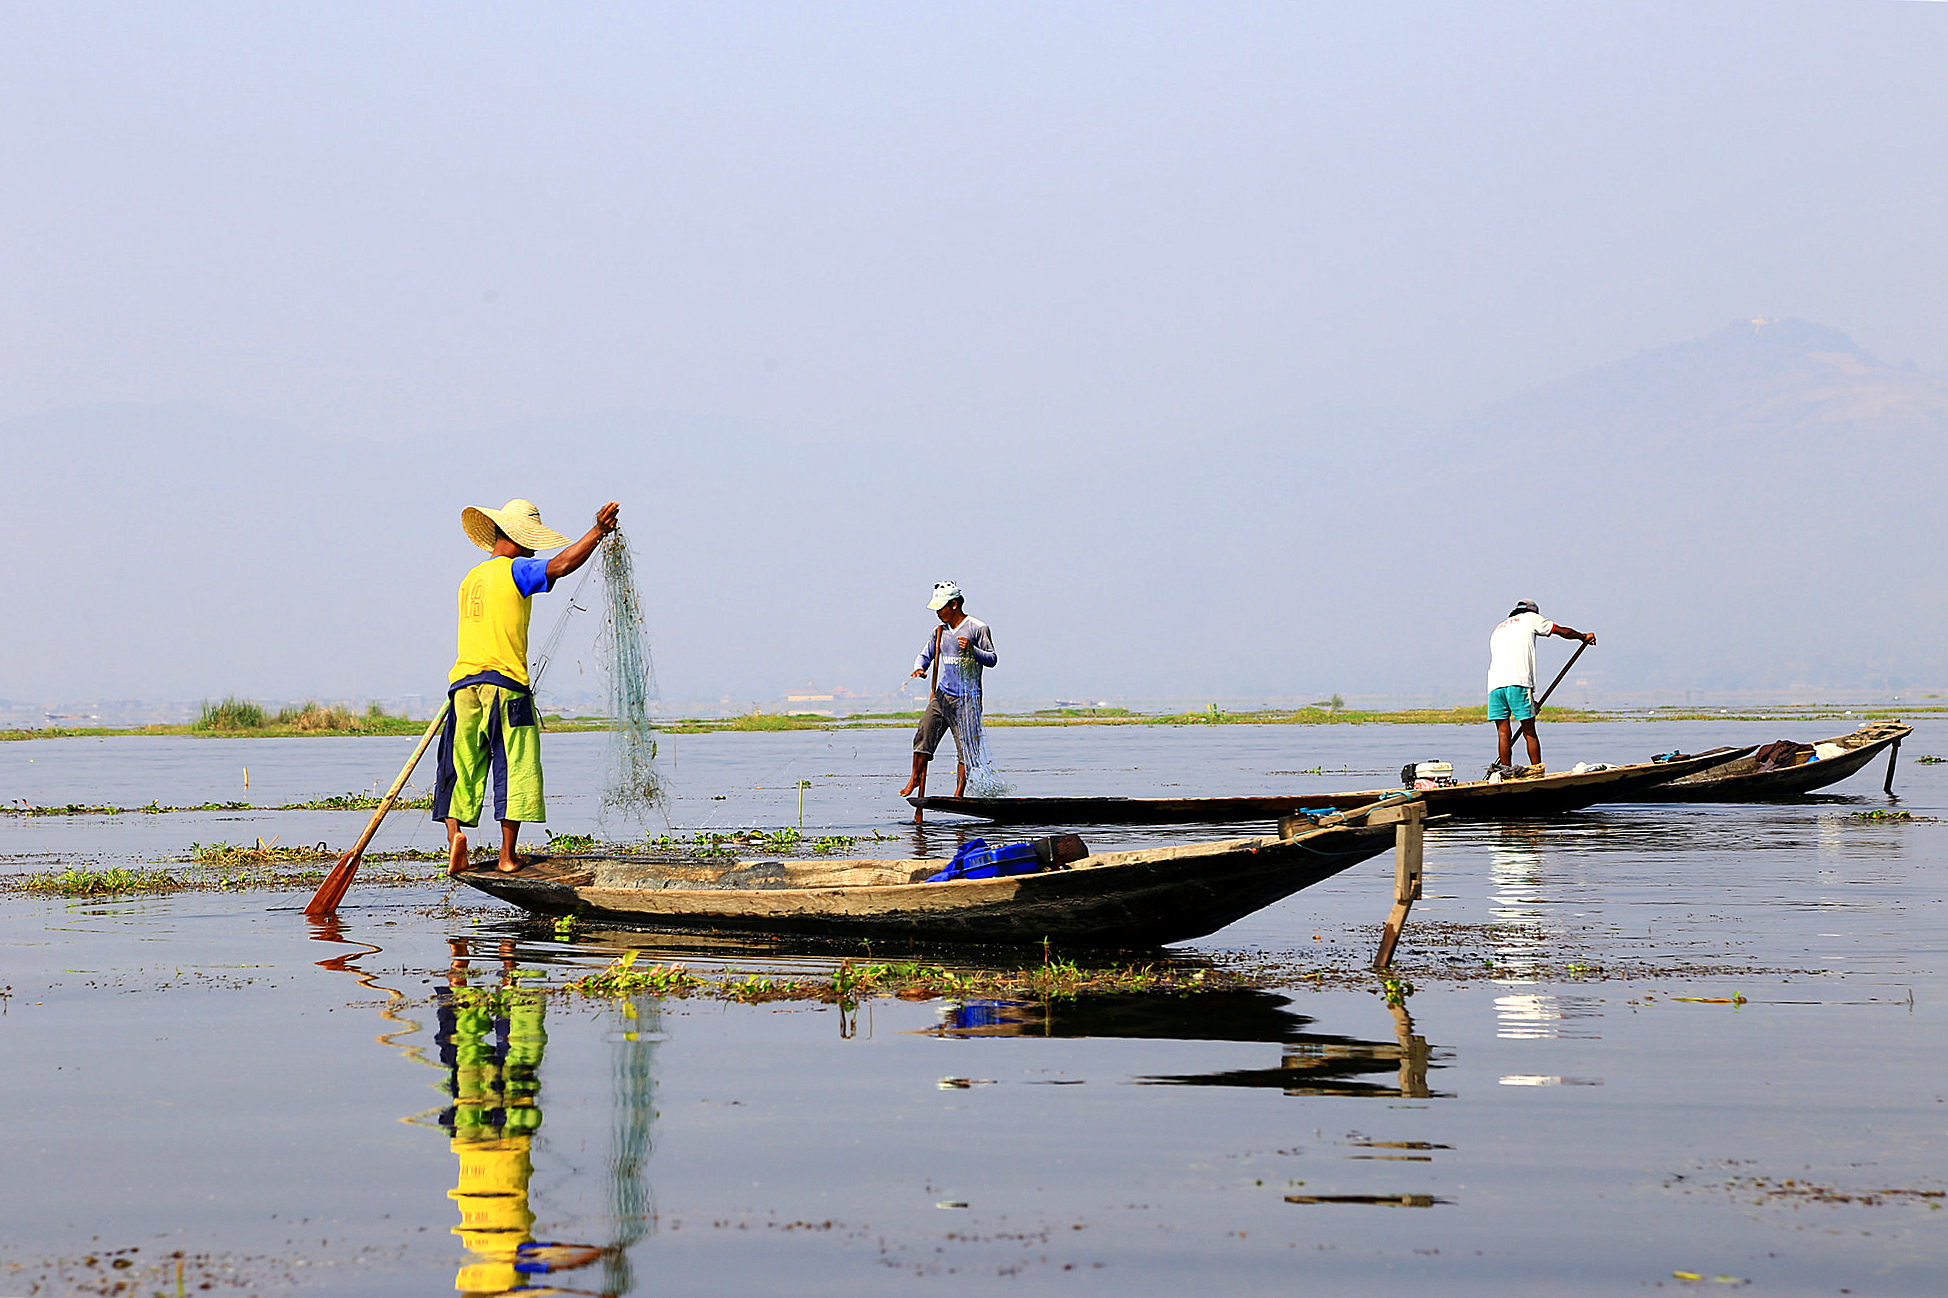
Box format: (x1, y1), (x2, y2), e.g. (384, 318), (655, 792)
(1400, 760), (1455, 789)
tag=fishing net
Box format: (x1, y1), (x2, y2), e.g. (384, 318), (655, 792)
(930, 628), (1009, 797)
(960, 723), (1011, 798)
(594, 528), (666, 823)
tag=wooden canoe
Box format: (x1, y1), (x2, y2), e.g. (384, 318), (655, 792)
(909, 747), (1750, 826)
(1633, 721), (1911, 801)
(452, 813), (1410, 947)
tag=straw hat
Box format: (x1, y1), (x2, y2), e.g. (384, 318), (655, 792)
(462, 499), (571, 553)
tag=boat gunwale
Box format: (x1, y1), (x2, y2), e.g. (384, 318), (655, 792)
(907, 747), (1749, 821)
(468, 823), (1391, 902)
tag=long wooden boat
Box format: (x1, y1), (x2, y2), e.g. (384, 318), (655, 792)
(909, 747), (1749, 826)
(453, 811), (1411, 946)
(1633, 721), (1911, 801)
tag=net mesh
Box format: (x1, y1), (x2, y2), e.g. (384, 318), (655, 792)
(594, 528), (666, 823)
(935, 629), (1008, 797)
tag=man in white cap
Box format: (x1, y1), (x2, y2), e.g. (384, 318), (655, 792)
(898, 581), (998, 817)
(434, 498), (619, 874)
(1487, 599), (1595, 773)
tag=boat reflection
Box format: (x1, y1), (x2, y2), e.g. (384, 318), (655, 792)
(930, 989), (1444, 1098)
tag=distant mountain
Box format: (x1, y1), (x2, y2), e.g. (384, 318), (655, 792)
(1394, 319), (1948, 694)
(7, 319), (1944, 703)
(1457, 317), (1948, 459)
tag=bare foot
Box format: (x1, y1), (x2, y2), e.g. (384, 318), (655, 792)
(898, 778), (918, 797)
(496, 854), (522, 874)
(447, 832), (470, 876)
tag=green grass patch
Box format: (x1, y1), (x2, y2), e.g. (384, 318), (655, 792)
(178, 697), (431, 737)
(196, 696), (267, 730)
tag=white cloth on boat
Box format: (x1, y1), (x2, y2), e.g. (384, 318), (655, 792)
(1487, 611), (1558, 690)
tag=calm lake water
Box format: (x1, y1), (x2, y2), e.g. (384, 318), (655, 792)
(2, 720), (1945, 1295)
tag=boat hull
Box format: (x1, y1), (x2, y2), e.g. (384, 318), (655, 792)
(909, 748), (1746, 826)
(1634, 723), (1910, 801)
(455, 823), (1399, 947)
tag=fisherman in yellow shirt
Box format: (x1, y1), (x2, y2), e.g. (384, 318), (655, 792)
(434, 498), (619, 875)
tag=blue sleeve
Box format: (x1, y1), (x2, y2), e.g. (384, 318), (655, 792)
(972, 626), (997, 667)
(510, 556), (553, 597)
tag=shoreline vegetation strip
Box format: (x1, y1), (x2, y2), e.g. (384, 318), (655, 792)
(4, 702), (1935, 743)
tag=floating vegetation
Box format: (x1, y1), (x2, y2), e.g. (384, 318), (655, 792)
(562, 951), (706, 997)
(542, 828), (868, 858)
(187, 838), (326, 868)
(6, 801), (139, 817)
(558, 949), (1205, 1006)
(3, 791), (429, 816)
(21, 866), (185, 897)
(275, 789), (434, 811)
(1846, 809), (1930, 822)
(4, 845), (455, 898)
(1719, 1176), (1945, 1207)
(1917, 754), (1945, 764)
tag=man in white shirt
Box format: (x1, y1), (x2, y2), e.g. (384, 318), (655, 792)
(1487, 600), (1595, 770)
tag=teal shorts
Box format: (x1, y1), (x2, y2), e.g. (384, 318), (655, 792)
(1487, 685), (1535, 722)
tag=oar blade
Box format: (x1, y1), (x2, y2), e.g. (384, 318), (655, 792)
(304, 851), (360, 917)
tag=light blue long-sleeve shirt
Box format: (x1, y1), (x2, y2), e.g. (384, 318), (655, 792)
(914, 617), (997, 699)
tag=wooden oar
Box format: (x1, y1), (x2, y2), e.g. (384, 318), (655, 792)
(304, 705), (449, 917)
(1530, 639), (1590, 718)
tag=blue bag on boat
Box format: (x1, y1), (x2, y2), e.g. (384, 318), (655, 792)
(925, 838), (1044, 883)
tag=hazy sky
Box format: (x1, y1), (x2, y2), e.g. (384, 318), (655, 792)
(5, 3), (1945, 707)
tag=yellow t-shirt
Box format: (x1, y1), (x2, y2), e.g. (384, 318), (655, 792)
(450, 556), (538, 687)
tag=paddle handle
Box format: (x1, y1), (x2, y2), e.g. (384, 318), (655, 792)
(1532, 639), (1589, 717)
(344, 704), (448, 862)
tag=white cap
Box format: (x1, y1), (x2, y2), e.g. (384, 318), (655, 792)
(927, 580), (962, 610)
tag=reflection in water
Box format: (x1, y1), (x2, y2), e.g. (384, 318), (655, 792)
(934, 990), (1444, 1099)
(311, 928), (620, 1296)
(437, 942), (616, 1297)
(1493, 991), (1603, 1040)
(1486, 822), (1551, 972)
(602, 993), (659, 1298)
(307, 918), (434, 1068)
(441, 948), (547, 1293)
